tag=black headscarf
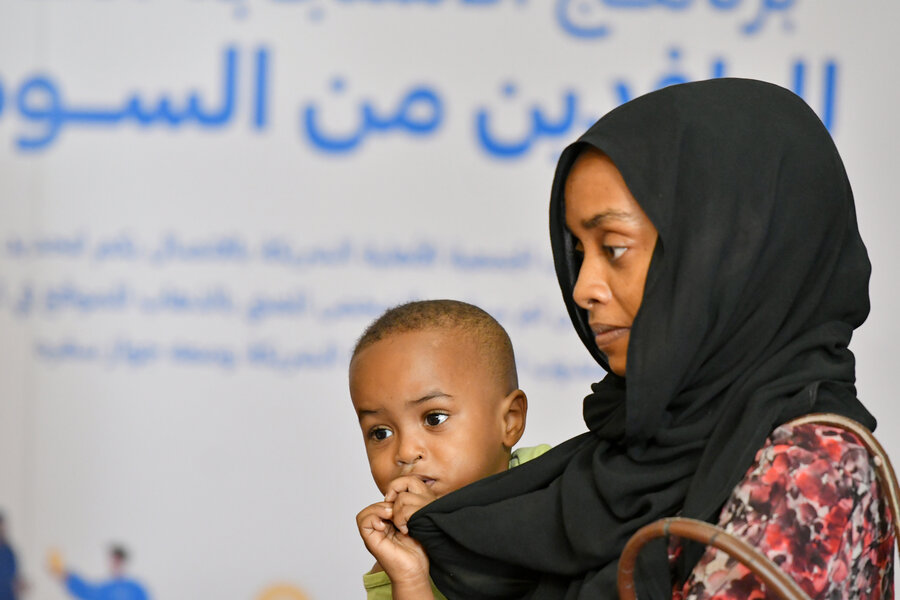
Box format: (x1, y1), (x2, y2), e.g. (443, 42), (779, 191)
(408, 78), (876, 599)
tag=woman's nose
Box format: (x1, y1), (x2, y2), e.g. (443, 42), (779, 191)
(573, 257), (612, 311)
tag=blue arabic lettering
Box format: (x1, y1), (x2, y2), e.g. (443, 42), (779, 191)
(36, 340), (100, 363)
(487, 306), (509, 322)
(792, 60), (805, 99)
(363, 241), (436, 267)
(94, 234), (140, 261)
(476, 84), (578, 158)
(29, 234), (86, 258)
(5, 234), (85, 258)
(108, 339), (159, 367)
(742, 0), (794, 34)
(555, 0), (611, 39)
(655, 48), (689, 89)
(15, 46), (241, 151)
(320, 298), (389, 320)
(555, 0), (692, 41)
(141, 287), (234, 314)
(516, 306), (546, 326)
(330, 0), (501, 4)
(303, 79), (444, 153)
(45, 283), (130, 313)
(513, 306), (573, 329)
(710, 57), (726, 79)
(247, 342), (337, 371)
(790, 59), (837, 132)
(517, 306), (543, 326)
(221, 0), (250, 19)
(269, 0), (325, 22)
(151, 233), (249, 263)
(529, 358), (602, 381)
(614, 51), (838, 132)
(451, 247), (532, 270)
(555, 314), (574, 330)
(6, 238), (27, 257)
(253, 47), (270, 129)
(602, 0), (690, 8)
(260, 239), (352, 267)
(171, 343), (237, 369)
(14, 77), (63, 151)
(247, 291), (308, 322)
(615, 48), (726, 104)
(821, 61), (837, 132)
(556, 0), (796, 40)
(14, 284), (33, 317)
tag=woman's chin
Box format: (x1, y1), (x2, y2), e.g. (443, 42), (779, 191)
(597, 343), (628, 376)
(601, 352), (626, 376)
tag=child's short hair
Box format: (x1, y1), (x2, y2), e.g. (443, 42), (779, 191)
(352, 299), (518, 393)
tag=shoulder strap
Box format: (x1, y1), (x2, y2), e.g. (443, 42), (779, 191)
(617, 517), (810, 600)
(784, 413), (900, 544)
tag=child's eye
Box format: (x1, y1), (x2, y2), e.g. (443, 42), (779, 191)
(368, 427), (393, 442)
(424, 412), (449, 427)
(604, 246), (626, 260)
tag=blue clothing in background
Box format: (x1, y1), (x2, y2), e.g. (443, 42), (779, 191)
(0, 542), (17, 600)
(65, 573), (149, 600)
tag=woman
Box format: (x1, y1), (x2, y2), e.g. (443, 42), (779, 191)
(407, 78), (894, 599)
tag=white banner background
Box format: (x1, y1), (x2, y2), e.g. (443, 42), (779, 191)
(0, 1), (897, 598)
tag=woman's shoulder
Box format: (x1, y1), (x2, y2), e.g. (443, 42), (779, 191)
(758, 420), (877, 487)
(676, 421), (894, 599)
(725, 420), (882, 536)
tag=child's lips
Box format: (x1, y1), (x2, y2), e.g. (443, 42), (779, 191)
(415, 475), (436, 486)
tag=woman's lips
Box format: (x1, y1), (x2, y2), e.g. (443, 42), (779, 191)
(590, 324), (629, 348)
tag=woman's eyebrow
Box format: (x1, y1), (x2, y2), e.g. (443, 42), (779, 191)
(581, 210), (636, 230)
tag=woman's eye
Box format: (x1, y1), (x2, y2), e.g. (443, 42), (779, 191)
(605, 246), (626, 260)
(424, 412), (449, 427)
(369, 427), (393, 442)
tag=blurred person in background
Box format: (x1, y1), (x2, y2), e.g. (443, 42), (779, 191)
(48, 544), (149, 600)
(0, 512), (25, 600)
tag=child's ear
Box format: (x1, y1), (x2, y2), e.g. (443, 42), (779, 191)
(499, 389), (527, 448)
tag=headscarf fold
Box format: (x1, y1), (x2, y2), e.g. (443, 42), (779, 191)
(408, 78), (875, 599)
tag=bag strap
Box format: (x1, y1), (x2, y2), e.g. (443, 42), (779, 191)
(784, 413), (900, 544)
(617, 517), (810, 600)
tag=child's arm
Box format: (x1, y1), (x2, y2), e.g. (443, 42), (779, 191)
(356, 501), (434, 599)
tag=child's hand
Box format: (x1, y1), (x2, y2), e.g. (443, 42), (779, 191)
(383, 476), (439, 535)
(356, 501), (431, 591)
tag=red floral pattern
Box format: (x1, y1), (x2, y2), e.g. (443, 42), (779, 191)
(671, 423), (894, 600)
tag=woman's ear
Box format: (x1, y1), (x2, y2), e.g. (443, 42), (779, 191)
(499, 389), (527, 448)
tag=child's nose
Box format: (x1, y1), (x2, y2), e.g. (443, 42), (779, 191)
(395, 435), (424, 468)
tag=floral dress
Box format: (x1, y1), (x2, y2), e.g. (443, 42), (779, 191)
(671, 423), (895, 600)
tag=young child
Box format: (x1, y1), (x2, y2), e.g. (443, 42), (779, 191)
(351, 299), (549, 600)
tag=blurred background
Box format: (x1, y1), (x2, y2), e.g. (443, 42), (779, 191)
(0, 1), (897, 598)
